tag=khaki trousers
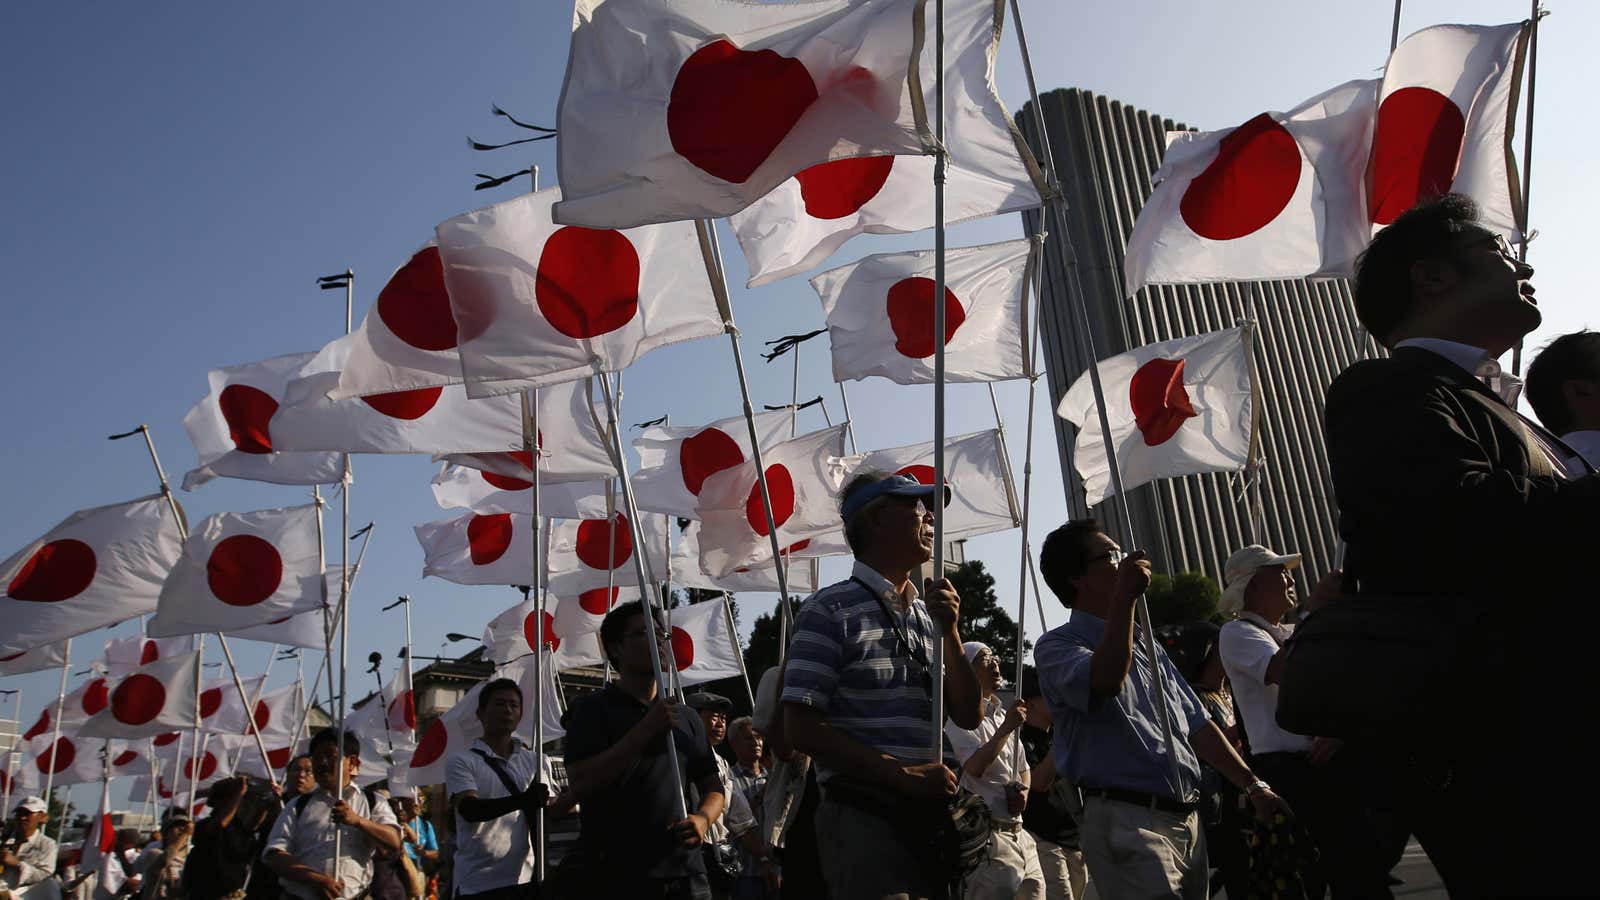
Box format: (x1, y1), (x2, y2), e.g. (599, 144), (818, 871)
(962, 825), (1043, 900)
(1029, 835), (1087, 900)
(1078, 796), (1206, 900)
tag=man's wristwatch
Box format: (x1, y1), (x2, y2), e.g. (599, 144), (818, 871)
(1244, 779), (1271, 797)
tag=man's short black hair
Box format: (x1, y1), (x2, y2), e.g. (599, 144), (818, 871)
(600, 600), (647, 668)
(1039, 519), (1103, 607)
(476, 677), (523, 712)
(1353, 193), (1486, 349)
(1526, 330), (1600, 436)
(840, 470), (894, 553)
(309, 727), (361, 759)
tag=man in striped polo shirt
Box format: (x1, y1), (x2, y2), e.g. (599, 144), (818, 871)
(782, 470), (983, 900)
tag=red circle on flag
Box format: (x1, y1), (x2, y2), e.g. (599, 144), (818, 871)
(23, 710), (49, 741)
(1179, 112), (1301, 241)
(668, 39), (819, 184)
(82, 679), (109, 716)
(0, 649), (23, 662)
(795, 155), (896, 219)
(112, 750), (139, 767)
(575, 515), (633, 570)
(267, 746), (293, 769)
(377, 246), (458, 352)
(746, 465), (795, 536)
(140, 640), (161, 665)
(361, 386), (443, 420)
(535, 227), (641, 340)
(184, 752), (218, 781)
(36, 738), (75, 774)
(411, 719), (448, 768)
(153, 731), (181, 747)
(0, 771), (9, 793)
(886, 278), (965, 359)
(782, 538), (811, 556)
(251, 700), (270, 732)
(679, 427), (744, 496)
(199, 687), (223, 719)
(207, 534), (284, 606)
(481, 468), (532, 492)
(670, 627), (694, 672)
(1129, 358), (1198, 447)
(389, 690), (416, 731)
(111, 674), (167, 726)
(7, 539), (97, 603)
(580, 586), (621, 616)
(895, 464), (936, 486)
(523, 610), (560, 653)
(158, 779), (173, 799)
(218, 384), (278, 455)
(467, 514), (514, 566)
(1369, 87), (1466, 226)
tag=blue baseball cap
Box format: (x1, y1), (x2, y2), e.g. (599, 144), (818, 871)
(840, 473), (950, 523)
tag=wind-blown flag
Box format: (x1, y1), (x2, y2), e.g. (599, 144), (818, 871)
(79, 650), (202, 739)
(434, 380), (618, 486)
(271, 337), (525, 455)
(415, 513), (542, 586)
(434, 187), (723, 397)
(1369, 22), (1528, 238)
(0, 639), (69, 677)
(20, 734), (103, 789)
(729, 0), (1048, 286)
(1058, 326), (1258, 505)
(0, 495), (184, 655)
(227, 566), (345, 650)
(482, 592), (616, 671)
(247, 682), (305, 741)
(395, 654), (564, 789)
(432, 468), (612, 520)
(103, 635), (196, 680)
(346, 668), (417, 784)
(695, 425), (849, 578)
(329, 245), (463, 398)
(547, 513), (671, 595)
(197, 675), (267, 736)
(845, 429), (1018, 540)
(668, 599), (743, 688)
(181, 352), (347, 491)
(147, 504), (323, 638)
(81, 775), (124, 896)
(670, 522), (819, 594)
(1122, 79), (1378, 296)
(16, 675), (105, 748)
(553, 0), (933, 229)
(632, 410), (792, 518)
(811, 238), (1034, 384)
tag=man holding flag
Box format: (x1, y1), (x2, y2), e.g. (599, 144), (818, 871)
(0, 797), (56, 897)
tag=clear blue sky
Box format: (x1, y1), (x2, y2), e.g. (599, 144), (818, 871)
(2, 1), (1591, 813)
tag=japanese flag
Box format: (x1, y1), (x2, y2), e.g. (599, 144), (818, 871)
(434, 187), (723, 397)
(171, 740), (226, 796)
(844, 429), (1018, 540)
(79, 650), (202, 739)
(247, 682), (307, 740)
(482, 593), (616, 671)
(436, 380), (618, 485)
(0, 639), (69, 677)
(17, 677), (102, 747)
(148, 504), (324, 638)
(346, 668), (417, 783)
(227, 566), (345, 650)
(729, 0), (1048, 287)
(553, 0), (932, 229)
(667, 599), (743, 688)
(196, 675), (267, 736)
(271, 336), (525, 455)
(81, 776), (124, 895)
(415, 512), (542, 586)
(432, 469), (612, 520)
(103, 635), (197, 680)
(398, 654), (564, 788)
(0, 495), (184, 656)
(1058, 326), (1258, 505)
(1122, 79), (1377, 296)
(330, 244), (464, 398)
(670, 521), (819, 595)
(181, 352), (346, 491)
(695, 425), (850, 578)
(632, 410), (792, 518)
(547, 512), (671, 595)
(21, 735), (104, 788)
(811, 238), (1034, 385)
(1369, 22), (1529, 238)
(234, 738), (300, 781)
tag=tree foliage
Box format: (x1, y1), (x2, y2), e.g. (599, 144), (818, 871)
(946, 560), (1027, 681)
(1145, 571), (1222, 628)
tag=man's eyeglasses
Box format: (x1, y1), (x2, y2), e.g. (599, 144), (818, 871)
(1091, 548), (1126, 567)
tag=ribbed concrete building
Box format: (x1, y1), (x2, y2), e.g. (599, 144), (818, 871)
(1017, 88), (1377, 587)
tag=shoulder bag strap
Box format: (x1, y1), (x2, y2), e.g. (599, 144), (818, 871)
(470, 748), (539, 856)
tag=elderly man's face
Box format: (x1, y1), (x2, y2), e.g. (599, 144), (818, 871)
(969, 647), (1003, 694)
(1245, 564), (1297, 621)
(864, 495), (936, 568)
(699, 708), (728, 746)
(729, 725), (763, 764)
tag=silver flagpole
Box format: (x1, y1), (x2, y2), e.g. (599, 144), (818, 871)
(313, 486), (337, 711)
(1, 689), (19, 816)
(1511, 2), (1541, 376)
(722, 593), (756, 710)
(929, 0), (949, 760)
(228, 644), (280, 774)
(838, 383), (858, 455)
(519, 386), (547, 885)
(41, 643), (70, 834)
(1009, 235), (1047, 688)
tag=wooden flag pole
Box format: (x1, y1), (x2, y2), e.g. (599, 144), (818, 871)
(929, 0), (949, 760)
(1007, 0), (1186, 796)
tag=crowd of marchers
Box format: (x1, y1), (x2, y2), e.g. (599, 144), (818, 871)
(5, 192), (1595, 900)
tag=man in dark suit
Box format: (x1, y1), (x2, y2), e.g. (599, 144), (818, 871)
(1324, 193), (1598, 896)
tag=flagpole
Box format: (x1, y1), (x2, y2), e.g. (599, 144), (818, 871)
(595, 374), (688, 820)
(1007, 234), (1047, 688)
(0, 688), (19, 816)
(41, 640), (70, 835)
(838, 383), (858, 455)
(928, 0), (949, 760)
(1511, 2), (1542, 376)
(227, 644), (279, 775)
(1008, 0), (1186, 796)
(693, 220), (796, 658)
(313, 486), (337, 712)
(721, 593), (756, 710)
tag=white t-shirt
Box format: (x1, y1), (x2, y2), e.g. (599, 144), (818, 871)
(264, 782), (399, 900)
(444, 738), (555, 896)
(1219, 615), (1312, 755)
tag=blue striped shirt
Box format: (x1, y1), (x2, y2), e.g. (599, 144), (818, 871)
(781, 561), (946, 783)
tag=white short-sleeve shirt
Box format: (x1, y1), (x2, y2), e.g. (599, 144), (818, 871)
(264, 783), (399, 900)
(944, 693), (1030, 823)
(445, 738), (555, 896)
(1219, 615), (1312, 754)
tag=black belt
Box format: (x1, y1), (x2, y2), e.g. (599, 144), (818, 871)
(1085, 786), (1197, 816)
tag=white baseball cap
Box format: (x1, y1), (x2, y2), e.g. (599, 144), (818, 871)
(15, 796), (47, 814)
(1221, 544), (1301, 615)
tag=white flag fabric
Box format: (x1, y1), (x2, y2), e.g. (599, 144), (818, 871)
(1058, 326), (1258, 505)
(812, 238), (1034, 385)
(148, 504), (324, 638)
(668, 599), (743, 688)
(0, 639), (69, 677)
(844, 429), (1018, 541)
(632, 410), (792, 518)
(553, 0), (932, 228)
(482, 593), (618, 671)
(397, 654), (563, 788)
(547, 513), (671, 595)
(228, 566), (345, 649)
(345, 668), (417, 784)
(1369, 22), (1528, 237)
(728, 0), (1047, 286)
(435, 381), (618, 485)
(432, 468), (612, 520)
(248, 682), (306, 740)
(0, 495), (184, 655)
(17, 677), (99, 747)
(171, 739), (225, 796)
(670, 522), (819, 595)
(81, 776), (124, 896)
(330, 245), (465, 398)
(434, 187), (723, 397)
(181, 352), (347, 491)
(1122, 79), (1378, 296)
(79, 650), (202, 739)
(234, 737), (300, 781)
(271, 336), (524, 454)
(197, 675), (267, 736)
(696, 425), (849, 578)
(103, 635), (196, 680)
(20, 735), (103, 789)
(416, 513), (541, 586)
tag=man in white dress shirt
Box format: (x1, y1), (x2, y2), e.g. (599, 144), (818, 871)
(1526, 329), (1600, 474)
(0, 796), (58, 897)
